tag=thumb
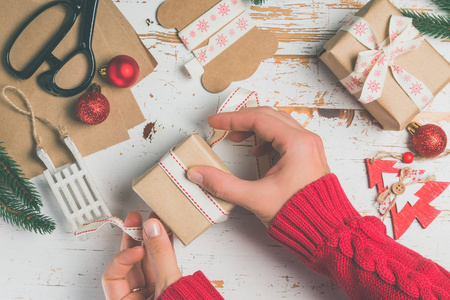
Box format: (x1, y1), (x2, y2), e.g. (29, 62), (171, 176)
(187, 165), (263, 208)
(143, 219), (182, 297)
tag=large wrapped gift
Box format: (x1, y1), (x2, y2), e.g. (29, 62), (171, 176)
(133, 88), (271, 245)
(319, 0), (450, 130)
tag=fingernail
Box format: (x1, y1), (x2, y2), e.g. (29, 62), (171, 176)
(187, 170), (204, 185)
(144, 219), (161, 238)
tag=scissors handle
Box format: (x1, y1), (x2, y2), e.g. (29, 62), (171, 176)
(39, 0), (99, 97)
(5, 1), (81, 80)
(5, 0), (99, 97)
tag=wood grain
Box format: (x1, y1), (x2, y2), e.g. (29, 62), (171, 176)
(1, 0), (448, 299)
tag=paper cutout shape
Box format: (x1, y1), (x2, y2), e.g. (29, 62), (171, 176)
(365, 158), (399, 193)
(391, 181), (449, 240)
(157, 0), (278, 93)
(366, 159), (450, 240)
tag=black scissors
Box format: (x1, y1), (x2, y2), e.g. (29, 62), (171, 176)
(5, 0), (99, 97)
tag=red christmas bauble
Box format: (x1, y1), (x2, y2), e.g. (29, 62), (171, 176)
(101, 55), (140, 88)
(402, 152), (414, 164)
(410, 124), (447, 158)
(76, 84), (110, 125)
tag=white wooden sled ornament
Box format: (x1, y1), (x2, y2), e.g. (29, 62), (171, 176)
(37, 137), (112, 236)
(1, 86), (112, 239)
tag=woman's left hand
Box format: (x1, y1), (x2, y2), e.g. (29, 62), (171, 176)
(102, 212), (182, 299)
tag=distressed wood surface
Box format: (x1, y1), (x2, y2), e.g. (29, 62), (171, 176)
(1, 0), (449, 299)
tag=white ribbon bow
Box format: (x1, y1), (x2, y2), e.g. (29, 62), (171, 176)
(340, 15), (433, 110)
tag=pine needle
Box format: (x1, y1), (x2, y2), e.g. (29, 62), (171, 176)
(0, 189), (55, 234)
(0, 143), (55, 234)
(433, 0), (450, 13)
(251, 0), (266, 5)
(0, 143), (42, 210)
(400, 9), (450, 39)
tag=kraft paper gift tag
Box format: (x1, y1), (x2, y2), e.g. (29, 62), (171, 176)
(157, 0), (278, 93)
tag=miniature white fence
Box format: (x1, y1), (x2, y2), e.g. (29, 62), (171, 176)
(37, 136), (112, 236)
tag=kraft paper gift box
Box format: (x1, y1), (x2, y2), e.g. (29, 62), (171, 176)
(319, 0), (450, 131)
(132, 134), (235, 246)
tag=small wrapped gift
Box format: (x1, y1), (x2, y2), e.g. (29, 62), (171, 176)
(132, 88), (271, 245)
(133, 133), (234, 246)
(319, 0), (450, 130)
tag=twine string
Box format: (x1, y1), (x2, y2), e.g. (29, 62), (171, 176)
(378, 167), (436, 221)
(370, 150), (450, 164)
(370, 151), (403, 164)
(1, 86), (69, 151)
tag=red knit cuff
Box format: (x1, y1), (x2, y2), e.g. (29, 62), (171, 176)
(157, 271), (224, 300)
(268, 173), (361, 263)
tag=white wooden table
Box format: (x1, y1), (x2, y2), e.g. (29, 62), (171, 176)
(1, 0), (449, 299)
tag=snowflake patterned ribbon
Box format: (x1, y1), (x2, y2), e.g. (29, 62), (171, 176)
(339, 15), (433, 110)
(179, 0), (246, 51)
(192, 12), (255, 66)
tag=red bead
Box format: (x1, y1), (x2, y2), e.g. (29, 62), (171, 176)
(76, 87), (110, 125)
(402, 152), (414, 164)
(412, 124), (447, 158)
(107, 55), (140, 88)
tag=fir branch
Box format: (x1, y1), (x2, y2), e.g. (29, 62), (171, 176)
(251, 0), (266, 5)
(400, 9), (450, 39)
(433, 0), (450, 13)
(0, 189), (55, 234)
(0, 143), (42, 210)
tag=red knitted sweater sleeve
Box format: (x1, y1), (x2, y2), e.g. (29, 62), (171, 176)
(268, 174), (450, 300)
(157, 271), (224, 300)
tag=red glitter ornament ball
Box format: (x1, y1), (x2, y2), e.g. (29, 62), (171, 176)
(402, 152), (414, 164)
(409, 123), (447, 158)
(76, 84), (110, 125)
(100, 55), (140, 88)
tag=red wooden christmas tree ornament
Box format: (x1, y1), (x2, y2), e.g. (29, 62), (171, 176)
(365, 158), (399, 193)
(390, 181), (449, 240)
(367, 158), (450, 240)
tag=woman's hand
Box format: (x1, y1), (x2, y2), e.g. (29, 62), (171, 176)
(187, 107), (330, 227)
(102, 212), (182, 299)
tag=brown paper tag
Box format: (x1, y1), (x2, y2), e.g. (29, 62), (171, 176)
(157, 0), (278, 93)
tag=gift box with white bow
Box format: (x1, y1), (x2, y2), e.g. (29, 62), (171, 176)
(319, 0), (450, 130)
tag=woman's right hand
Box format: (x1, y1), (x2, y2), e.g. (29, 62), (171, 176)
(187, 107), (330, 227)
